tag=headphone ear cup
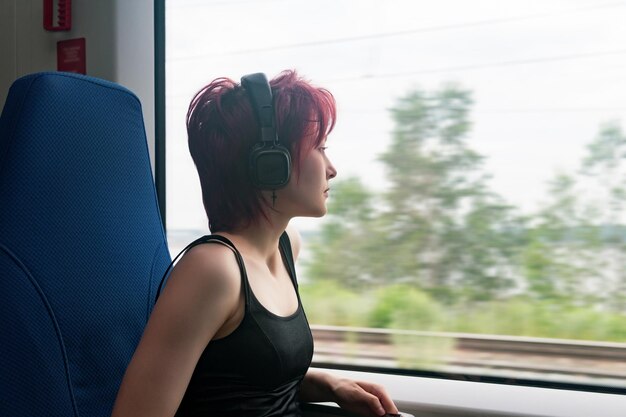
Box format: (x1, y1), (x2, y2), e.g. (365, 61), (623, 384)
(249, 143), (292, 189)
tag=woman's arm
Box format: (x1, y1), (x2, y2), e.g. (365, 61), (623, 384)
(299, 369), (399, 417)
(111, 244), (242, 417)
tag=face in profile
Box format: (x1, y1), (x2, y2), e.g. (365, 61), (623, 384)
(277, 140), (337, 218)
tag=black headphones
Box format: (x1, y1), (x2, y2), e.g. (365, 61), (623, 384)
(241, 73), (292, 190)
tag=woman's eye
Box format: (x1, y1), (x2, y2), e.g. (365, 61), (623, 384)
(319, 146), (328, 152)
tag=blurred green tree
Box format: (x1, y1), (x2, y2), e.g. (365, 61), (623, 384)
(306, 85), (522, 303)
(579, 122), (626, 311)
(377, 85), (521, 302)
(523, 173), (601, 304)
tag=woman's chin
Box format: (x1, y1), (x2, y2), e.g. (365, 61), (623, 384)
(304, 206), (327, 218)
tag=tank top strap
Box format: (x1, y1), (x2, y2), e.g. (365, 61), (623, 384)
(155, 234), (251, 307)
(278, 232), (298, 289)
(202, 235), (252, 308)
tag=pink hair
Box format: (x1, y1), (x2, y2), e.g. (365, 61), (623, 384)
(186, 70), (336, 232)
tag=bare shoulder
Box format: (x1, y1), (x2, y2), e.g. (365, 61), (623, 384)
(157, 241), (242, 322)
(285, 223), (302, 261)
(180, 240), (239, 271)
(171, 241), (240, 294)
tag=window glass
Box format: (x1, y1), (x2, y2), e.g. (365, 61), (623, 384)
(166, 0), (626, 390)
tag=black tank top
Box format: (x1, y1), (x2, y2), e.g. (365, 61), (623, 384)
(174, 233), (314, 417)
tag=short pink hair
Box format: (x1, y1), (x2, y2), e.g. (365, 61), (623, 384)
(186, 70), (337, 232)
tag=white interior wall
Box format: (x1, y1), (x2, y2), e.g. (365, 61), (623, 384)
(0, 0), (155, 166)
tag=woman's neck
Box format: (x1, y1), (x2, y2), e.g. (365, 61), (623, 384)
(218, 217), (289, 268)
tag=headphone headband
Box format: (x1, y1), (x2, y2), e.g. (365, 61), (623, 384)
(241, 72), (292, 190)
(240, 73), (278, 145)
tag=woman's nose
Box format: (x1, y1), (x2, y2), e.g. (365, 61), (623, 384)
(327, 160), (337, 179)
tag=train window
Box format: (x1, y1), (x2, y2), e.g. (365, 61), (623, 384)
(164, 0), (626, 397)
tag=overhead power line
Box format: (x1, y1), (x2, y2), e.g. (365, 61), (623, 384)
(168, 0), (284, 9)
(168, 1), (626, 62)
(342, 107), (626, 115)
(166, 48), (626, 100)
(322, 49), (626, 83)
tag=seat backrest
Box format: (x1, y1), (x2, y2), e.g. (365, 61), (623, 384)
(0, 72), (171, 417)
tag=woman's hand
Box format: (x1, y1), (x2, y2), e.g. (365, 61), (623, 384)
(332, 377), (399, 417)
(300, 370), (398, 417)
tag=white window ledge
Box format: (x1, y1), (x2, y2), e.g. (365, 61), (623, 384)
(310, 367), (626, 417)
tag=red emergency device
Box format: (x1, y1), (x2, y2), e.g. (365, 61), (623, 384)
(44, 0), (72, 31)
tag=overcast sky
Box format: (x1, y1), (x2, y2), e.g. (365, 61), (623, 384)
(165, 0), (626, 232)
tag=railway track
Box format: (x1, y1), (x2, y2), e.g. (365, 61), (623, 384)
(310, 325), (626, 385)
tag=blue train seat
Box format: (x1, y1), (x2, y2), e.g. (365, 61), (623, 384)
(0, 72), (171, 417)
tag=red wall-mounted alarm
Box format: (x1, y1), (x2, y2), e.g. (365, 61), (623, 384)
(44, 0), (72, 31)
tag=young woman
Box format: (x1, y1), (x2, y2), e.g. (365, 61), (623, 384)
(111, 70), (398, 417)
